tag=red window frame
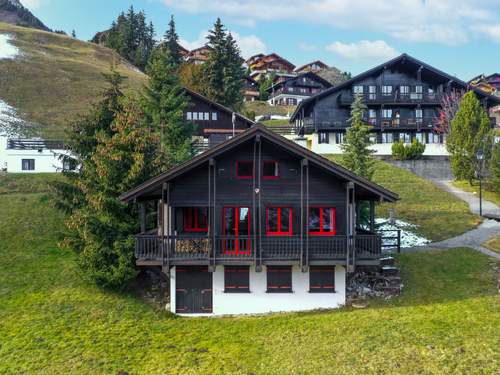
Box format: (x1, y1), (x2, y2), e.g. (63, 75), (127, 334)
(236, 161), (253, 179)
(222, 206), (251, 255)
(183, 207), (208, 232)
(263, 160), (279, 180)
(266, 207), (293, 236)
(308, 207), (336, 236)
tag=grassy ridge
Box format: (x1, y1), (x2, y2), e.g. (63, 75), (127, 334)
(0, 174), (499, 373)
(0, 22), (147, 138)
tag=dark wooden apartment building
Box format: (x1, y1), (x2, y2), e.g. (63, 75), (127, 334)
(268, 72), (332, 106)
(120, 125), (398, 315)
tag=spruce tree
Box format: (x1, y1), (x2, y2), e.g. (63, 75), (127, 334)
(341, 93), (375, 180)
(223, 32), (245, 110)
(447, 91), (493, 183)
(204, 18), (227, 105)
(163, 15), (183, 67)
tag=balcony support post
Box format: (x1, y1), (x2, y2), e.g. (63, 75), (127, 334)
(346, 182), (356, 273)
(208, 158), (216, 272)
(256, 135), (263, 272)
(161, 182), (170, 274)
(369, 200), (375, 233)
(139, 202), (146, 233)
(301, 158), (309, 273)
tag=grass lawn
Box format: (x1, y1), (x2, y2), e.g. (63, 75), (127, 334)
(243, 100), (295, 117)
(1, 174), (499, 374)
(326, 157), (481, 242)
(452, 180), (500, 206)
(483, 236), (500, 254)
(0, 22), (146, 139)
(261, 119), (291, 127)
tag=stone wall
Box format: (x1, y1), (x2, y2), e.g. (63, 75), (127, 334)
(379, 156), (452, 180)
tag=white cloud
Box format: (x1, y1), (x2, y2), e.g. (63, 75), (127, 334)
(180, 30), (266, 58)
(298, 42), (317, 52)
(326, 40), (399, 60)
(476, 24), (500, 42)
(158, 0), (500, 45)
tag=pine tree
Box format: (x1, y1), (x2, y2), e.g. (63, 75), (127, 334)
(204, 18), (227, 105)
(163, 15), (183, 67)
(71, 29), (76, 38)
(341, 94), (375, 180)
(223, 32), (245, 110)
(447, 91), (493, 183)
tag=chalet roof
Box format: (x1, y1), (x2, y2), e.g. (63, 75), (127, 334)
(183, 87), (256, 127)
(250, 53), (295, 70)
(291, 53), (500, 121)
(6, 138), (65, 150)
(120, 124), (398, 203)
(294, 60), (329, 72)
(266, 71), (333, 93)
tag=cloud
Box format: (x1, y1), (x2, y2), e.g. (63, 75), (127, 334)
(298, 42), (317, 52)
(476, 24), (500, 42)
(180, 31), (266, 58)
(326, 40), (399, 60)
(158, 0), (500, 45)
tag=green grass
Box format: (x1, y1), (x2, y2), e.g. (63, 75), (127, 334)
(0, 22), (147, 139)
(1, 174), (499, 373)
(243, 100), (295, 117)
(261, 119), (291, 127)
(0, 172), (64, 194)
(327, 157), (481, 242)
(452, 180), (500, 206)
(483, 236), (500, 253)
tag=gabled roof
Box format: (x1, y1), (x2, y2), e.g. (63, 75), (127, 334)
(267, 71), (333, 93)
(295, 60), (329, 72)
(184, 87), (256, 127)
(250, 53), (296, 70)
(120, 124), (398, 203)
(291, 53), (500, 121)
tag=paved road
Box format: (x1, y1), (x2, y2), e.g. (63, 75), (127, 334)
(403, 179), (500, 260)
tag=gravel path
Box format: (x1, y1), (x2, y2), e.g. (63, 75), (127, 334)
(403, 179), (500, 260)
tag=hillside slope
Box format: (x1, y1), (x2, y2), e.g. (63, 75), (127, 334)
(0, 22), (147, 139)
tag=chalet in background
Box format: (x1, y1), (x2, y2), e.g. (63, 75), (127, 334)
(185, 45), (211, 65)
(295, 60), (329, 74)
(120, 125), (398, 315)
(268, 72), (332, 106)
(246, 53), (296, 81)
(290, 54), (500, 156)
(243, 77), (260, 102)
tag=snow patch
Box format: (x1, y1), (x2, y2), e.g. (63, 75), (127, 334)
(0, 99), (33, 137)
(376, 218), (431, 248)
(0, 34), (19, 60)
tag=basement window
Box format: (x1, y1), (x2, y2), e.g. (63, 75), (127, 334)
(224, 266), (250, 293)
(309, 266), (335, 293)
(21, 159), (35, 171)
(267, 266), (292, 293)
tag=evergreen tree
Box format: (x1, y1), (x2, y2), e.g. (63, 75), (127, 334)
(341, 94), (375, 180)
(71, 29), (76, 38)
(163, 15), (183, 67)
(204, 18), (227, 105)
(223, 32), (245, 110)
(447, 91), (493, 183)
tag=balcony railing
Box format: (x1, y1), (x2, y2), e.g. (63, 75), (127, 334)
(302, 117), (435, 131)
(340, 91), (442, 105)
(135, 233), (382, 264)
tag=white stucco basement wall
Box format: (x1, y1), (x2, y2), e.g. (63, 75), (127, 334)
(170, 265), (346, 316)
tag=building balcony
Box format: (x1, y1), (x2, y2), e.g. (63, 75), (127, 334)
(302, 117), (435, 131)
(339, 92), (442, 106)
(134, 233), (383, 266)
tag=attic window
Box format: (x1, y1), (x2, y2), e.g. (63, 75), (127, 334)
(236, 161), (253, 179)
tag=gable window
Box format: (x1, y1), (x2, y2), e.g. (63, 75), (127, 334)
(266, 207), (292, 236)
(267, 266), (292, 293)
(309, 207), (336, 235)
(236, 161), (253, 179)
(263, 161), (279, 179)
(309, 266), (335, 293)
(22, 159), (35, 171)
(318, 132), (329, 144)
(353, 85), (364, 94)
(186, 112), (192, 120)
(212, 112), (218, 121)
(183, 207), (208, 232)
(381, 85), (393, 96)
(224, 266), (250, 293)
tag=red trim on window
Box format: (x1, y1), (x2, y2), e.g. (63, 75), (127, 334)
(263, 160), (280, 180)
(308, 207), (336, 236)
(222, 206), (251, 255)
(236, 161), (253, 179)
(183, 207), (208, 232)
(265, 206), (293, 236)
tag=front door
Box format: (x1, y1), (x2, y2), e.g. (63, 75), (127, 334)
(175, 266), (213, 314)
(223, 206), (251, 255)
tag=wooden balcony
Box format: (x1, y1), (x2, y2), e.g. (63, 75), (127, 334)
(340, 92), (442, 106)
(135, 233), (384, 266)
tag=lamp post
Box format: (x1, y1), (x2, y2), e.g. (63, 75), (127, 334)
(476, 149), (484, 216)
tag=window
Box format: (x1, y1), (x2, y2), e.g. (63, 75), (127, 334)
(415, 109), (423, 118)
(21, 159), (35, 171)
(382, 133), (394, 144)
(335, 132), (344, 144)
(399, 85), (410, 95)
(411, 85), (423, 99)
(402, 133), (411, 143)
(368, 85), (376, 100)
(266, 207), (292, 236)
(212, 112), (218, 121)
(382, 85), (393, 96)
(192, 112), (198, 120)
(382, 109), (393, 118)
(186, 112), (192, 120)
(429, 133), (442, 144)
(263, 161), (279, 179)
(183, 207), (208, 232)
(309, 266), (335, 293)
(236, 161), (253, 179)
(204, 112), (210, 120)
(368, 109), (377, 125)
(309, 207), (336, 235)
(224, 266), (250, 293)
(353, 85), (364, 94)
(223, 207), (251, 254)
(267, 266), (292, 293)
(369, 134), (377, 144)
(319, 132), (329, 144)
(63, 159), (77, 171)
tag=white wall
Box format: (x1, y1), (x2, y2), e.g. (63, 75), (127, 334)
(170, 265), (346, 316)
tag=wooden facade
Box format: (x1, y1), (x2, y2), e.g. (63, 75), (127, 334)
(268, 72), (332, 106)
(121, 125), (398, 275)
(295, 60), (329, 74)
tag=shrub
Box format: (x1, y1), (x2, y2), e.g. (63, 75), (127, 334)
(392, 139), (426, 160)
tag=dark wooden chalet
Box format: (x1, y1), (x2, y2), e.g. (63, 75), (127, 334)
(291, 54), (500, 145)
(243, 77), (260, 102)
(121, 124), (397, 273)
(295, 60), (329, 74)
(268, 72), (332, 106)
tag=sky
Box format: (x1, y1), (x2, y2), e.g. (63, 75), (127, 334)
(24, 0), (500, 80)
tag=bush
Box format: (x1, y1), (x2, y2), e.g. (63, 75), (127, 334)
(490, 141), (500, 193)
(392, 139), (426, 160)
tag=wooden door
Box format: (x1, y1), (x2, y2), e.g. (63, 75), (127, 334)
(175, 266), (213, 313)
